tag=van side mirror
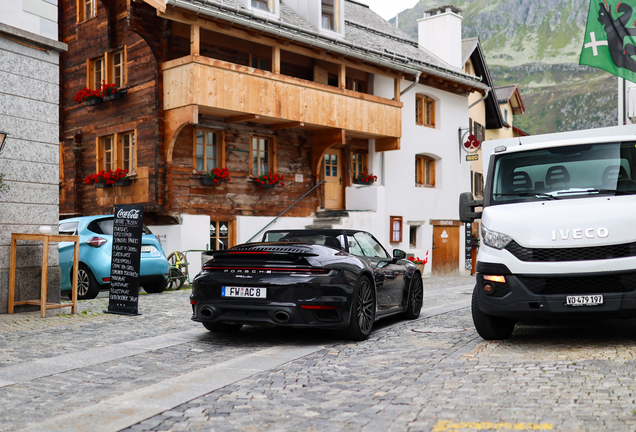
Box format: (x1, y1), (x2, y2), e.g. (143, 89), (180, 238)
(459, 192), (483, 223)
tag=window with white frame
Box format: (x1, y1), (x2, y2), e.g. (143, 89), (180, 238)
(194, 129), (224, 172)
(390, 216), (403, 243)
(321, 0), (338, 31)
(250, 135), (276, 176)
(96, 131), (137, 173)
(78, 0), (96, 22)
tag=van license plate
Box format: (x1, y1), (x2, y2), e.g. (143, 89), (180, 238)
(222, 286), (267, 298)
(565, 295), (603, 306)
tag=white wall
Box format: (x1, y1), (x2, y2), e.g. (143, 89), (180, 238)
(0, 0), (59, 40)
(350, 74), (472, 275)
(237, 215), (315, 244)
(148, 214), (210, 282)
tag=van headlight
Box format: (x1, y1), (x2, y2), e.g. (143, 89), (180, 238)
(481, 225), (512, 250)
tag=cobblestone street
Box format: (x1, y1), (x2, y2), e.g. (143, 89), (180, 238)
(2, 276), (636, 431)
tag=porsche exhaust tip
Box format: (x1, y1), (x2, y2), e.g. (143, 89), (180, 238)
(200, 307), (214, 319)
(273, 310), (291, 323)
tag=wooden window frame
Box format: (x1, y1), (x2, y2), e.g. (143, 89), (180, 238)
(86, 47), (127, 91)
(210, 220), (232, 251)
(249, 54), (270, 72)
(250, 134), (277, 177)
(96, 130), (137, 173)
(390, 216), (403, 243)
(193, 129), (225, 173)
(321, 0), (339, 32)
(351, 151), (367, 181)
(416, 94), (436, 128)
(474, 171), (484, 198)
(251, 0), (274, 13)
(416, 155), (436, 187)
(77, 0), (96, 22)
(346, 77), (367, 94)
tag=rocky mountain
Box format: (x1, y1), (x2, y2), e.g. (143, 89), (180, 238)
(391, 0), (618, 134)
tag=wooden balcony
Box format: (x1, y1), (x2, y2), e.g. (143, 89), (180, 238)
(162, 55), (402, 140)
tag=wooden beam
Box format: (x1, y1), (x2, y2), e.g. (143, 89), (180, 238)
(394, 72), (403, 102)
(226, 114), (260, 123)
(272, 45), (280, 74)
(190, 25), (200, 56)
(270, 121), (304, 130)
(313, 129), (345, 175)
(339, 63), (346, 89)
(375, 137), (400, 152)
(142, 0), (166, 13)
(165, 105), (198, 163)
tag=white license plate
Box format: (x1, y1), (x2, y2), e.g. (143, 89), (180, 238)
(222, 286), (267, 298)
(565, 295), (604, 306)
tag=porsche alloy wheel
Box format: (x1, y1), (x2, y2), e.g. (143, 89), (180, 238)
(346, 276), (375, 341)
(403, 275), (423, 319)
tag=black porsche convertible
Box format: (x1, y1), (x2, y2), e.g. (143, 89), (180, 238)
(190, 229), (424, 340)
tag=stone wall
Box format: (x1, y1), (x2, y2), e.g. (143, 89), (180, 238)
(0, 22), (67, 313)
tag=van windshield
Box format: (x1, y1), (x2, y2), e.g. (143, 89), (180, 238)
(490, 141), (636, 204)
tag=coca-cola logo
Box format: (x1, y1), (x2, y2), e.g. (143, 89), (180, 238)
(117, 209), (141, 219)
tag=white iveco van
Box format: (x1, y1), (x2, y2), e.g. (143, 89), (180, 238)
(460, 129), (636, 340)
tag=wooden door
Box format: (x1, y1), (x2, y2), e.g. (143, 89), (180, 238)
(324, 149), (344, 209)
(432, 225), (459, 274)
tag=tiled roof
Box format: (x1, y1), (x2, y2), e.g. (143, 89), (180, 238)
(164, 0), (489, 90)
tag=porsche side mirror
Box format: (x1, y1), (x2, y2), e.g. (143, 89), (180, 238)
(459, 192), (483, 223)
(393, 249), (406, 260)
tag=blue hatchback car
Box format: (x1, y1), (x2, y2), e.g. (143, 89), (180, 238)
(58, 215), (169, 299)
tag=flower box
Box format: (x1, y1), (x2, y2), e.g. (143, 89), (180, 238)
(114, 178), (132, 186)
(85, 97), (103, 106)
(253, 182), (275, 189)
(103, 91), (123, 102)
(94, 182), (112, 188)
(353, 179), (371, 185)
(201, 176), (223, 186)
(253, 172), (285, 188)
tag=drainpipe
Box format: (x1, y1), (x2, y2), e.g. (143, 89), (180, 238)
(400, 72), (422, 97)
(468, 87), (490, 109)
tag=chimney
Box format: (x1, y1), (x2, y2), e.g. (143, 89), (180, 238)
(418, 5), (463, 70)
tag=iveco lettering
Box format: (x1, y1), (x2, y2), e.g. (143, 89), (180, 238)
(460, 129), (636, 340)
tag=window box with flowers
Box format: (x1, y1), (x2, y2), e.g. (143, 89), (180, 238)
(83, 168), (130, 188)
(74, 87), (103, 106)
(101, 82), (125, 101)
(252, 172), (285, 189)
(407, 251), (429, 272)
(202, 167), (231, 186)
(353, 172), (377, 185)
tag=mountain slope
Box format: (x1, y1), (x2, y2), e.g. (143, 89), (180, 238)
(391, 0), (618, 134)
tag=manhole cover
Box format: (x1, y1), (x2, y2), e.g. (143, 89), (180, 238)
(412, 327), (468, 333)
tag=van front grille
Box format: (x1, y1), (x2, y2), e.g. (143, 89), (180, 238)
(505, 240), (636, 262)
(518, 273), (636, 295)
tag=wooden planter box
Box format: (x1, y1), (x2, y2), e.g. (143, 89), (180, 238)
(103, 91), (123, 102)
(353, 179), (373, 185)
(94, 182), (112, 188)
(201, 176), (223, 186)
(114, 179), (132, 186)
(85, 97), (103, 106)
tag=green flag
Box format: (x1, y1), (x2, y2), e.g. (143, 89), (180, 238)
(579, 0), (636, 83)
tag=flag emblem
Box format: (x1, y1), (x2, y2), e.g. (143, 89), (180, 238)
(580, 0), (636, 83)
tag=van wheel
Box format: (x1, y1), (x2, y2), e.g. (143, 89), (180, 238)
(471, 285), (515, 340)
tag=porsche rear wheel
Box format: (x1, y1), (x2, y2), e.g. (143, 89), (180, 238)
(345, 276), (375, 341)
(403, 275), (423, 319)
(202, 322), (243, 333)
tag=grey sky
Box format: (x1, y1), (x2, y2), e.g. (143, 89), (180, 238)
(357, 0), (420, 21)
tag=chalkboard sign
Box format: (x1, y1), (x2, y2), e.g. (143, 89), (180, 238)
(107, 205), (144, 315)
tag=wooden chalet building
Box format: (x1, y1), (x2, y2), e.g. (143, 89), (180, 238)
(59, 0), (488, 249)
